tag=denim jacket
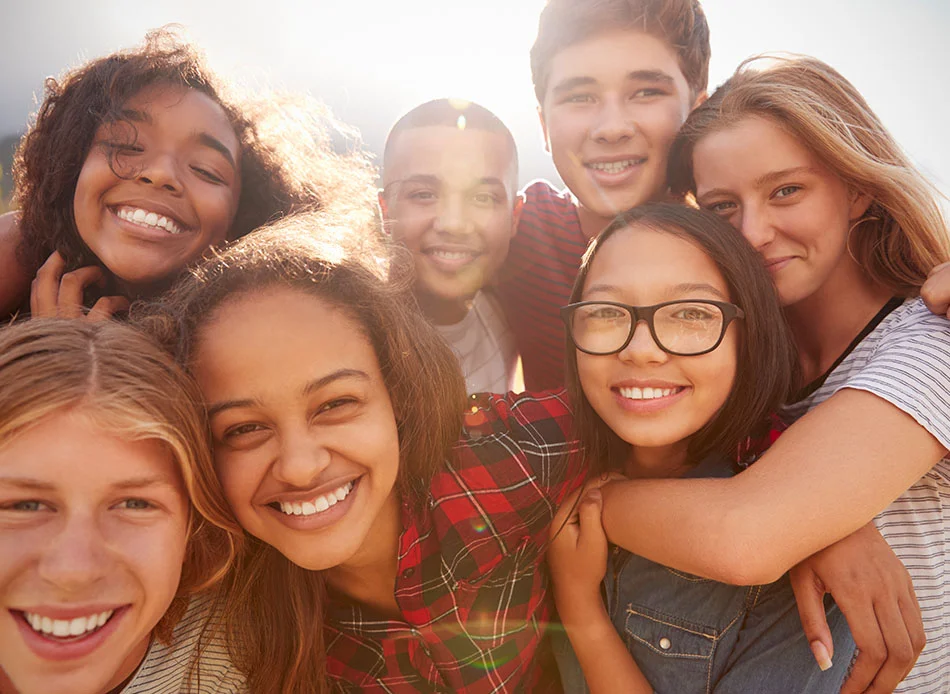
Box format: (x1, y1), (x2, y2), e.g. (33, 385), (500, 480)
(556, 454), (856, 693)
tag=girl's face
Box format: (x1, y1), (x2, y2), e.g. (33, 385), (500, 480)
(0, 409), (189, 694)
(192, 288), (402, 572)
(691, 115), (870, 308)
(576, 226), (738, 467)
(72, 83), (241, 292)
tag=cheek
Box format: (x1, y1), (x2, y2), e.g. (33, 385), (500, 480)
(214, 455), (260, 521)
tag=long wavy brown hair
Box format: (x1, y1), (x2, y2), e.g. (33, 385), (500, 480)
(0, 319), (240, 641)
(137, 211), (466, 693)
(12, 27), (378, 299)
(668, 55), (950, 296)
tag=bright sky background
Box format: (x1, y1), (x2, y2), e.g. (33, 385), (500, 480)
(2, 0), (948, 199)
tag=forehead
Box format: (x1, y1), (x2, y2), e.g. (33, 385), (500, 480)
(384, 125), (516, 190)
(693, 116), (821, 188)
(546, 29), (690, 93)
(584, 225), (728, 298)
(193, 288), (382, 401)
(117, 83), (240, 156)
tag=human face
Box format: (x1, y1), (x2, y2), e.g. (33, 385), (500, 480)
(576, 226), (738, 467)
(540, 30), (698, 230)
(382, 125), (520, 324)
(192, 288), (401, 572)
(0, 409), (189, 694)
(692, 116), (871, 307)
(73, 84), (241, 293)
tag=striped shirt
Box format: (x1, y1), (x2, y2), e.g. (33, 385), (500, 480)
(436, 290), (521, 395)
(123, 596), (245, 694)
(782, 298), (950, 694)
(496, 181), (589, 391)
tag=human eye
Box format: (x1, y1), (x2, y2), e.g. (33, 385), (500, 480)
(702, 200), (737, 215)
(472, 191), (501, 207)
(407, 189), (437, 203)
(772, 185), (801, 200)
(631, 87), (666, 99)
(316, 397), (359, 415)
(191, 165), (225, 185)
(115, 498), (154, 511)
(562, 92), (594, 105)
(2, 500), (50, 512)
(581, 304), (627, 321)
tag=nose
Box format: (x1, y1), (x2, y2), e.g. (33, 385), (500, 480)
(137, 152), (182, 193)
(618, 320), (668, 365)
(272, 428), (332, 489)
(738, 204), (776, 251)
(37, 512), (110, 593)
(433, 194), (474, 237)
(590, 96), (636, 144)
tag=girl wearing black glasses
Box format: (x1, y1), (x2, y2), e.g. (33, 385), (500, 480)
(549, 203), (859, 693)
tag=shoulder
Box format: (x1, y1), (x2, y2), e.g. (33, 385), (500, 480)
(859, 297), (950, 361)
(459, 389), (573, 445)
(0, 212), (32, 316)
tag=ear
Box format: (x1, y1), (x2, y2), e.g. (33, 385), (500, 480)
(511, 193), (525, 238)
(690, 89), (708, 112)
(538, 105), (551, 154)
(377, 189), (392, 237)
(848, 189), (874, 220)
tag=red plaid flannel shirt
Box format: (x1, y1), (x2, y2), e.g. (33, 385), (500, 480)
(326, 390), (585, 693)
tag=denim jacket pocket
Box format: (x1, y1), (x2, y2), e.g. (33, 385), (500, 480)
(622, 606), (717, 694)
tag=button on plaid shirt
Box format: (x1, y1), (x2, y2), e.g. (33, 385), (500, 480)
(326, 389), (585, 692)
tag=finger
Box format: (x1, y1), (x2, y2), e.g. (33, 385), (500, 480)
(576, 489), (607, 552)
(789, 568), (834, 670)
(86, 295), (131, 322)
(56, 266), (105, 318)
(836, 591), (887, 694)
(920, 261), (950, 316)
(899, 583), (926, 662)
(30, 252), (68, 318)
(859, 599), (917, 694)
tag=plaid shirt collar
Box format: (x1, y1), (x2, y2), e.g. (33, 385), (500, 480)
(326, 390), (584, 693)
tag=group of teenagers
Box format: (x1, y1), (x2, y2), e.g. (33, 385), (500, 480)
(2, 0), (950, 693)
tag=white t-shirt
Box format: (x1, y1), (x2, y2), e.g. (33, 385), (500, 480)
(783, 298), (950, 694)
(122, 595), (245, 694)
(436, 290), (521, 395)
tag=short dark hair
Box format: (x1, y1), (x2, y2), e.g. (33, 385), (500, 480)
(382, 98), (518, 183)
(565, 202), (798, 474)
(530, 0), (711, 105)
(13, 27), (377, 293)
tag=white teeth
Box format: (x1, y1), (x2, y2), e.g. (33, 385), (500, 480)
(618, 386), (680, 400)
(115, 206), (183, 234)
(25, 610), (115, 638)
(431, 250), (472, 260)
(587, 159), (642, 174)
(277, 481), (355, 517)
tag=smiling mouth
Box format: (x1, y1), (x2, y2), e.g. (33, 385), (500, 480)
(19, 609), (117, 641)
(424, 248), (480, 262)
(269, 480), (356, 517)
(616, 386), (685, 400)
(585, 158), (647, 174)
(112, 205), (186, 234)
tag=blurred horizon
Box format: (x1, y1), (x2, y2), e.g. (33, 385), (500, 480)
(2, 0), (948, 210)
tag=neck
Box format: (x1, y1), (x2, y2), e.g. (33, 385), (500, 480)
(625, 441), (692, 479)
(784, 258), (893, 384)
(325, 491), (402, 618)
(576, 205), (614, 240)
(416, 291), (472, 326)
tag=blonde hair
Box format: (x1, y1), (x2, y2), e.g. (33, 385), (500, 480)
(0, 319), (240, 640)
(669, 55), (950, 296)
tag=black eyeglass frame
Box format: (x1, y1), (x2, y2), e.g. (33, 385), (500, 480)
(560, 299), (745, 357)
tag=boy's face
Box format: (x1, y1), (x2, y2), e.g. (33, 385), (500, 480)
(381, 125), (520, 322)
(539, 30), (700, 222)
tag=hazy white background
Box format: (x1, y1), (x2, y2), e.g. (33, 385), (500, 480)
(1, 0), (947, 197)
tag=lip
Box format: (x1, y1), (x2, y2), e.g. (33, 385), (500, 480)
(611, 383), (691, 414)
(421, 244), (483, 273)
(762, 256), (795, 273)
(263, 476), (361, 531)
(583, 156), (648, 188)
(11, 605), (129, 662)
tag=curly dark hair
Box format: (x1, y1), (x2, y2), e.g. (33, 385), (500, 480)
(12, 27), (378, 294)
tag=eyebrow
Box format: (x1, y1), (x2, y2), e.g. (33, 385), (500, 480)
(118, 109), (236, 172)
(551, 69), (675, 96)
(206, 369), (370, 418)
(383, 175), (508, 194)
(583, 282), (728, 300)
(0, 476), (174, 492)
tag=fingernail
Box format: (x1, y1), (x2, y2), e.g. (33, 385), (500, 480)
(810, 640), (832, 671)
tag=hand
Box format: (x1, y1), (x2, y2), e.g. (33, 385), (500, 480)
(790, 522), (924, 694)
(921, 260), (950, 319)
(30, 251), (129, 321)
(548, 478), (614, 606)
